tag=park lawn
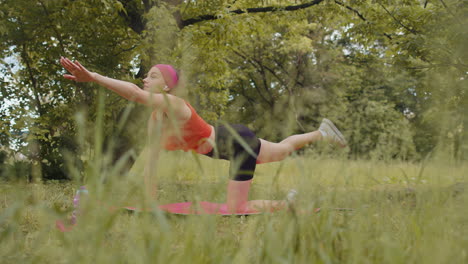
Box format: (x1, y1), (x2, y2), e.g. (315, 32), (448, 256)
(0, 155), (467, 264)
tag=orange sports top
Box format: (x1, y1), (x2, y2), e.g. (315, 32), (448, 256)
(156, 102), (212, 152)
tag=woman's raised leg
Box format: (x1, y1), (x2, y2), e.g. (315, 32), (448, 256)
(257, 119), (347, 164)
(257, 131), (323, 164)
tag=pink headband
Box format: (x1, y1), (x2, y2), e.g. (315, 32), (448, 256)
(153, 64), (178, 89)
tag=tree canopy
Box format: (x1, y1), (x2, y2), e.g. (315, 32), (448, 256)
(1, 0), (466, 180)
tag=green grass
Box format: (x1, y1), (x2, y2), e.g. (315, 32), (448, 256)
(1, 153), (467, 264)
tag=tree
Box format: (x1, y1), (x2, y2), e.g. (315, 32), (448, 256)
(1, 0), (465, 180)
(0, 0), (143, 180)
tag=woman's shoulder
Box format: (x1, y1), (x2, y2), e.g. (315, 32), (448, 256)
(161, 95), (192, 120)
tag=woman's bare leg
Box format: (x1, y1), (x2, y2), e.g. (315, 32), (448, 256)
(257, 130), (323, 164)
(257, 119), (347, 164)
(225, 131), (322, 212)
(225, 119), (346, 212)
(244, 200), (288, 211)
(226, 179), (288, 213)
(226, 180), (251, 213)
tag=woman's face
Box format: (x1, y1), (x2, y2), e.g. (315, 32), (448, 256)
(143, 67), (167, 93)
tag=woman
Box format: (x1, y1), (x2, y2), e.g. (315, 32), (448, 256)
(59, 57), (347, 213)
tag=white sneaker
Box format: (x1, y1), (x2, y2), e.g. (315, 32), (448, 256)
(286, 189), (298, 204)
(319, 118), (347, 147)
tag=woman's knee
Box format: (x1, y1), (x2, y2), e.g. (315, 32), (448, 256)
(257, 139), (293, 164)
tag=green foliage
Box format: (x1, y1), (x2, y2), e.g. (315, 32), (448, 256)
(0, 0), (143, 180)
(0, 157), (467, 263)
(329, 0), (467, 158)
(1, 0), (466, 180)
(0, 1), (466, 260)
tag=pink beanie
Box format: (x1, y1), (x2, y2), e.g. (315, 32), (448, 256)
(153, 64), (179, 89)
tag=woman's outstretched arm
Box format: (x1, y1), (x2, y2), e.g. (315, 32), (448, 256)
(60, 57), (188, 115)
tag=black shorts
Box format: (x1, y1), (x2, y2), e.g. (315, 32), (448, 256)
(203, 124), (261, 181)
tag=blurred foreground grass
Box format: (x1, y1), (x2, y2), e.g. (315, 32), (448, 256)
(1, 153), (467, 263)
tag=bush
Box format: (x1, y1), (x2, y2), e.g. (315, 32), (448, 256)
(0, 150), (32, 182)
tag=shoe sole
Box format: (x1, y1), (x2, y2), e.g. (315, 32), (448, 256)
(322, 118), (347, 147)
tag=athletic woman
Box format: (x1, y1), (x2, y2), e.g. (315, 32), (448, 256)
(59, 57), (347, 213)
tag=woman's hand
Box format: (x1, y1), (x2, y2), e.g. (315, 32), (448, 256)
(60, 56), (96, 82)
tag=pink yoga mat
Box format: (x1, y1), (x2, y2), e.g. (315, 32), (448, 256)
(160, 201), (265, 215)
(121, 201), (268, 215)
(55, 202), (334, 232)
(154, 202), (328, 215)
(56, 202), (263, 232)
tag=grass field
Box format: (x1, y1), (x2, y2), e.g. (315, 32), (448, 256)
(1, 152), (467, 263)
